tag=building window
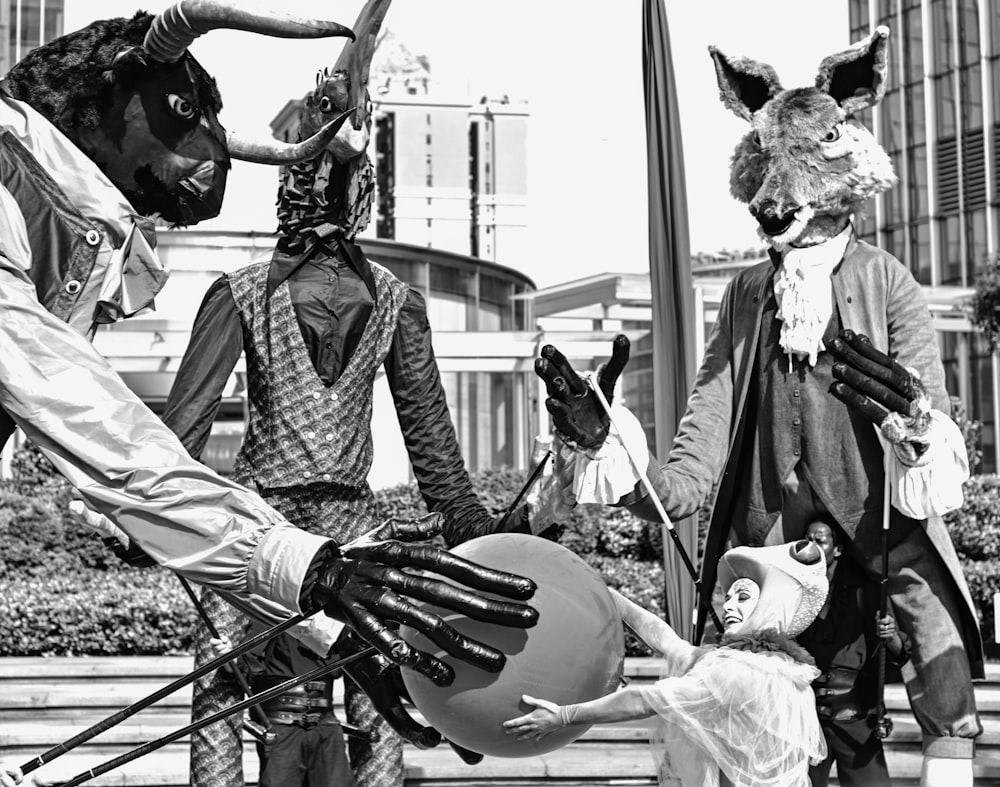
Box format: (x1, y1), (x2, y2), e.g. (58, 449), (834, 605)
(375, 112), (395, 240)
(910, 220), (932, 284)
(959, 64), (983, 130)
(934, 74), (956, 137)
(903, 4), (923, 78)
(907, 143), (928, 219)
(930, 0), (951, 76)
(958, 0), (980, 68)
(905, 83), (925, 146)
(939, 214), (962, 284)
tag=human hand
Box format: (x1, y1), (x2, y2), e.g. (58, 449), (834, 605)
(313, 514), (538, 686)
(534, 335), (630, 450)
(1, 761), (22, 787)
(827, 331), (932, 464)
(502, 695), (566, 741)
(67, 498), (156, 568)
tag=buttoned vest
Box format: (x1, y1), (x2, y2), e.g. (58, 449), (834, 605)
(228, 258), (409, 492)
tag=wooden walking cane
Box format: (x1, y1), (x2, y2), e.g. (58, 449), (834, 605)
(18, 612), (309, 777)
(874, 466), (894, 740)
(45, 645), (378, 787)
(584, 374), (724, 636)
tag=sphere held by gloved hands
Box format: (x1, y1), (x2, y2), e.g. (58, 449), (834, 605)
(534, 334), (630, 450)
(399, 533), (625, 758)
(311, 514), (539, 687)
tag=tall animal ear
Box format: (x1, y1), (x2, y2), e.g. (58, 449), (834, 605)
(815, 26), (890, 115)
(708, 46), (783, 122)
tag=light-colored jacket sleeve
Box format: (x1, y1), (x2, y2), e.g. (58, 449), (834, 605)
(0, 263), (332, 624)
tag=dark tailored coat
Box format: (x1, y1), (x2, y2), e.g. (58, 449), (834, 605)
(633, 233), (982, 676)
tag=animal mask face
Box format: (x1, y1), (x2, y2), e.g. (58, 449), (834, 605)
(710, 26), (897, 249)
(3, 2), (355, 226)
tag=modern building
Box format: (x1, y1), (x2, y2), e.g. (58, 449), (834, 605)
(845, 0), (1000, 470)
(0, 0), (63, 74)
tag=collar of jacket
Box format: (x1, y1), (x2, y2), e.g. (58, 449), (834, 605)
(766, 224), (858, 272)
(266, 237), (377, 301)
(0, 82), (155, 251)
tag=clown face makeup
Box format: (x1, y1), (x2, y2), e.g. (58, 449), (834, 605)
(723, 578), (761, 631)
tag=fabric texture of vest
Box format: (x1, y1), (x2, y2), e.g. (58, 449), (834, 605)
(228, 258), (408, 492)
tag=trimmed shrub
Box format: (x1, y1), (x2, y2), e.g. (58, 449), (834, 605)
(2, 445), (998, 660)
(0, 570), (195, 656)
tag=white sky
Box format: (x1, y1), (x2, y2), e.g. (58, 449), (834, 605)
(67, 2), (850, 287)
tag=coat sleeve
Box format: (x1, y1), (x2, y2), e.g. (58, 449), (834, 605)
(384, 289), (501, 547)
(0, 262), (330, 618)
(161, 275), (244, 460)
(625, 277), (740, 523)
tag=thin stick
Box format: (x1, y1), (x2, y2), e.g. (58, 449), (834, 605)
(176, 577), (275, 737)
(874, 464), (893, 739)
(48, 646), (378, 787)
(496, 450), (553, 531)
(20, 612), (309, 775)
(584, 374), (724, 634)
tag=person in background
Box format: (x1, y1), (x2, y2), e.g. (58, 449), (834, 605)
(799, 520), (910, 787)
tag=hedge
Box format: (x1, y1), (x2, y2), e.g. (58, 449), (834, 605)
(1, 444), (998, 658)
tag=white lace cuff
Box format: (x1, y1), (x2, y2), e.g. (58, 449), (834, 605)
(879, 410), (969, 519)
(565, 404), (649, 505)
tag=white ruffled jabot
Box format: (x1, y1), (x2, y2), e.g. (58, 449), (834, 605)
(773, 225), (852, 368)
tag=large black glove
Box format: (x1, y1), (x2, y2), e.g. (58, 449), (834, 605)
(311, 514), (538, 687)
(827, 330), (932, 464)
(534, 334), (630, 450)
(338, 631), (485, 762)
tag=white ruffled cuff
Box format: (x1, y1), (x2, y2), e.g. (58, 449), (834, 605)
(562, 403), (649, 505)
(879, 410), (969, 519)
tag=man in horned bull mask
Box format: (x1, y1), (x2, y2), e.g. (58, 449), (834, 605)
(0, 5), (540, 785)
(159, 1), (535, 784)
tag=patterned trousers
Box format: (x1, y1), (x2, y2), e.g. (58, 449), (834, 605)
(189, 483), (404, 787)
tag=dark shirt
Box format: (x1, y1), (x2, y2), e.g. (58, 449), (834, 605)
(161, 240), (500, 547)
(797, 556), (910, 722)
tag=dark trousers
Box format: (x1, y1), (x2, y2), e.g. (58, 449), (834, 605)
(809, 718), (890, 787)
(256, 722), (356, 787)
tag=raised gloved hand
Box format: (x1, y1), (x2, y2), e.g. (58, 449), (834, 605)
(826, 330), (932, 464)
(311, 513), (538, 687)
(534, 335), (630, 450)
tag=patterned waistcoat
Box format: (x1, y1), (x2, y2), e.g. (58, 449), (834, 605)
(227, 258), (408, 492)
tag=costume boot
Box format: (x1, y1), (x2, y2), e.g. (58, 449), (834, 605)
(919, 754), (973, 787)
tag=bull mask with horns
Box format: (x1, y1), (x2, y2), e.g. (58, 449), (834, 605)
(3, 1), (358, 225)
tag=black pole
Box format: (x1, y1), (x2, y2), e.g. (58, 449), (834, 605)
(496, 450), (552, 531)
(48, 646), (378, 787)
(176, 576), (277, 740)
(20, 612), (309, 775)
(874, 520), (893, 739)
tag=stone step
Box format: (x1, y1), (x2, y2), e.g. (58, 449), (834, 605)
(7, 743), (998, 787)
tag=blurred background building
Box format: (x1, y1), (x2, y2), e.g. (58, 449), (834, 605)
(1, 3), (997, 481)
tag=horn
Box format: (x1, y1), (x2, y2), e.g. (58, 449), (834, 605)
(333, 0), (393, 130)
(144, 1), (355, 63)
(227, 108), (363, 165)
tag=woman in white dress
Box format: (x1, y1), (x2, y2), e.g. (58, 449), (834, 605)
(503, 540), (830, 787)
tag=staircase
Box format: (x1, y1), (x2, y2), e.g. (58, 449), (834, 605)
(1, 658), (999, 786)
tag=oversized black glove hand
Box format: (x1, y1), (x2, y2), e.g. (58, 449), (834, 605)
(534, 334), (630, 450)
(312, 514), (538, 687)
(827, 330), (932, 464)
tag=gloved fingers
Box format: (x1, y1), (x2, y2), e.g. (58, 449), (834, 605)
(832, 362), (911, 415)
(596, 334), (630, 401)
(447, 740), (485, 764)
(341, 661), (443, 749)
(829, 382), (890, 427)
(538, 345), (588, 397)
(341, 603), (455, 686)
(351, 513), (444, 546)
(354, 585), (506, 671)
(344, 542), (536, 599)
(827, 331), (915, 399)
(368, 565), (539, 627)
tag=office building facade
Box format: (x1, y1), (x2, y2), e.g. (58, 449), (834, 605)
(849, 0), (1000, 470)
